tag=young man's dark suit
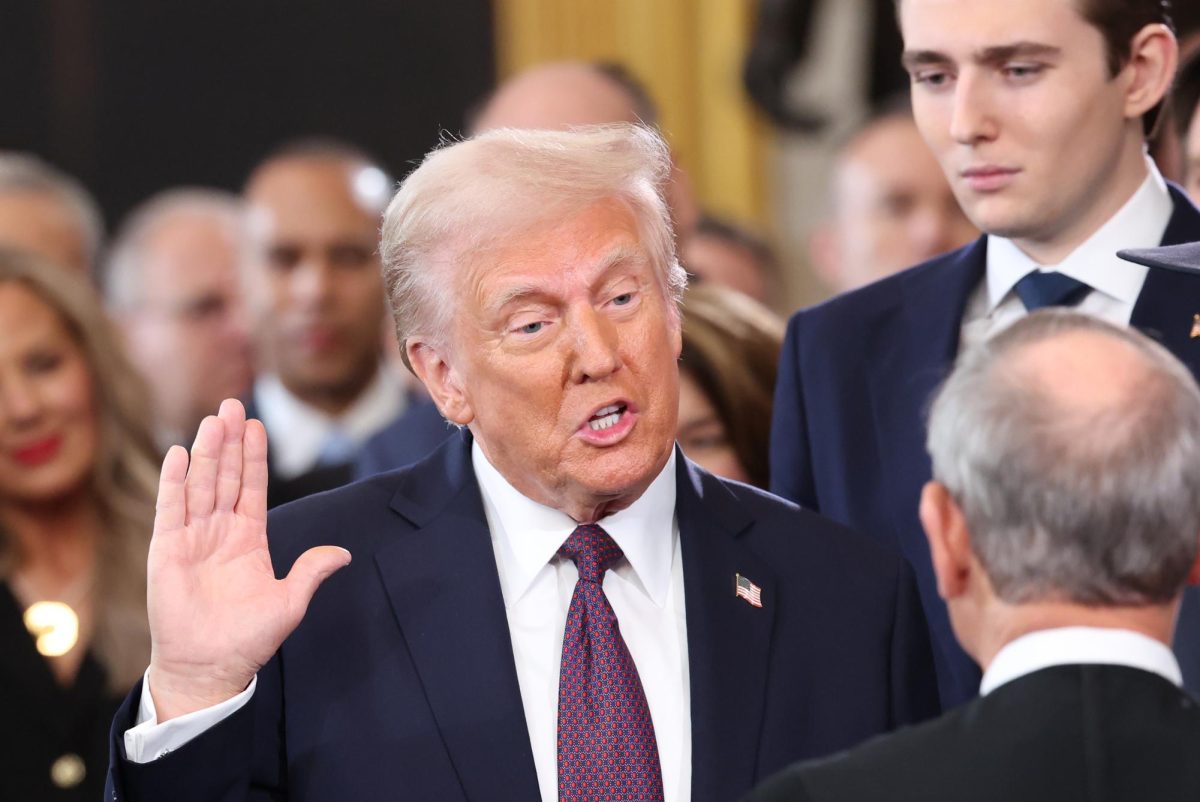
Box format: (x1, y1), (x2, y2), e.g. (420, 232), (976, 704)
(105, 434), (939, 802)
(769, 186), (1200, 707)
(745, 664), (1200, 802)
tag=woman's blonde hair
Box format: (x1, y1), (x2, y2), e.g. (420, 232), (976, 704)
(0, 247), (159, 692)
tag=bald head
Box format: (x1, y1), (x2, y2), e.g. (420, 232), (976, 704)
(472, 62), (646, 133)
(926, 311), (1200, 608)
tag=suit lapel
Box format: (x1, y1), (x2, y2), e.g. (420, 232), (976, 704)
(867, 239), (988, 561)
(373, 438), (541, 801)
(1131, 187), (1200, 379)
(676, 456), (777, 801)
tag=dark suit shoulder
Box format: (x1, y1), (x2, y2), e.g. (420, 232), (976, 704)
(752, 665), (1200, 802)
(709, 472), (906, 580)
(791, 242), (976, 333)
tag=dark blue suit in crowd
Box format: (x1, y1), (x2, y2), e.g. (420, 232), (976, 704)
(354, 397), (455, 479)
(769, 186), (1200, 708)
(107, 435), (939, 801)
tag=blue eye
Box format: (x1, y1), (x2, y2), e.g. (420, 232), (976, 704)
(520, 321), (543, 334)
(612, 293), (632, 306)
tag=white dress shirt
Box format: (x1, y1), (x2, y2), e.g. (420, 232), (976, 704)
(474, 443), (690, 802)
(959, 158), (1174, 353)
(253, 366), (407, 479)
(126, 445), (692, 802)
(980, 626), (1182, 696)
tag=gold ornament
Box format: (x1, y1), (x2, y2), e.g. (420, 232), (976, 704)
(23, 600), (80, 657)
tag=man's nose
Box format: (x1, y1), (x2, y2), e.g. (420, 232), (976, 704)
(0, 375), (42, 426)
(290, 261), (335, 307)
(568, 308), (622, 383)
(948, 72), (998, 145)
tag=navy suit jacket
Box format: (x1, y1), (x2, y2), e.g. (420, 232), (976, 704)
(107, 436), (939, 801)
(770, 186), (1200, 708)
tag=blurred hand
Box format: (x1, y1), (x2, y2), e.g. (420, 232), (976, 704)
(146, 398), (350, 721)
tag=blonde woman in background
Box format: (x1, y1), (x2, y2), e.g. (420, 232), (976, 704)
(677, 283), (785, 489)
(0, 247), (158, 801)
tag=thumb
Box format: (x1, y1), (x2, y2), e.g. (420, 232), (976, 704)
(283, 546), (352, 624)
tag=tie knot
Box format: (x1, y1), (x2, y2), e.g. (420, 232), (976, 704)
(558, 524), (623, 583)
(1014, 270), (1090, 311)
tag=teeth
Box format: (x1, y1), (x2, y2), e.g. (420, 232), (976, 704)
(588, 413), (621, 431)
(594, 404), (620, 417)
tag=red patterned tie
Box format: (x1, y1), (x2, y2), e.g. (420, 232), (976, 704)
(557, 523), (665, 801)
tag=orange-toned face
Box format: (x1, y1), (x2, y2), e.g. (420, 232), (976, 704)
(420, 200), (682, 521)
(0, 283), (97, 505)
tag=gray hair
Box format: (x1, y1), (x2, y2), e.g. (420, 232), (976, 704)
(927, 310), (1200, 606)
(0, 151), (105, 269)
(380, 124), (686, 354)
(103, 187), (245, 312)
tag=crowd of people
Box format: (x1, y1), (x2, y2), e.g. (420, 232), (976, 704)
(2, 0), (1200, 800)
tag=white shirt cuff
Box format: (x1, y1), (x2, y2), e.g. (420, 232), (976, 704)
(122, 669), (257, 763)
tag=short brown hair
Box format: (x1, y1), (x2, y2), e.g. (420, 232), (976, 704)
(1077, 0), (1174, 135)
(679, 284), (784, 489)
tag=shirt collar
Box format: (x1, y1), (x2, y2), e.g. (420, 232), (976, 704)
(253, 366), (406, 478)
(985, 158), (1173, 312)
(980, 626), (1182, 696)
(473, 441), (677, 609)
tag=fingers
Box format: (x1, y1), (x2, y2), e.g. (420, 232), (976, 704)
(154, 446), (190, 535)
(213, 399), (247, 512)
(283, 546), (352, 627)
(234, 419), (270, 523)
(184, 415), (225, 522)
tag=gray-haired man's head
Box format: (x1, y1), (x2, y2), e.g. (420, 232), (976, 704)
(926, 310), (1200, 607)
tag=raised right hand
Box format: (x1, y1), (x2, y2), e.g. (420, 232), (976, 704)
(146, 399), (351, 721)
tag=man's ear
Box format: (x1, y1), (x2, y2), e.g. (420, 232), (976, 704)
(919, 480), (973, 601)
(1186, 533), (1200, 586)
(1121, 23), (1178, 121)
(406, 338), (474, 426)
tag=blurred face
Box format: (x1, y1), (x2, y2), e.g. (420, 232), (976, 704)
(900, 0), (1150, 258)
(121, 212), (254, 440)
(0, 191), (90, 274)
(681, 234), (770, 302)
(245, 158), (387, 411)
(675, 372), (748, 484)
(824, 116), (976, 291)
(420, 200), (682, 522)
(1185, 103), (1200, 202)
(0, 283), (96, 506)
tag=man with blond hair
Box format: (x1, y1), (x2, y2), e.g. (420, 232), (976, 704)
(106, 125), (937, 801)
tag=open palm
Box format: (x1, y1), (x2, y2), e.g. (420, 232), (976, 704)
(146, 399), (350, 721)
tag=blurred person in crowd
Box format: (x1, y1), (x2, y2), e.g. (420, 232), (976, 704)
(104, 189), (255, 450)
(242, 140), (411, 507)
(0, 248), (158, 801)
(681, 214), (780, 306)
(1170, 49), (1200, 202)
(0, 152), (105, 276)
(771, 0), (1200, 708)
(358, 61), (703, 479)
(808, 102), (977, 294)
(750, 310), (1200, 802)
(107, 124), (937, 802)
(677, 284), (784, 488)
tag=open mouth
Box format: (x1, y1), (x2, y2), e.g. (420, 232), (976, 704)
(587, 403), (628, 431)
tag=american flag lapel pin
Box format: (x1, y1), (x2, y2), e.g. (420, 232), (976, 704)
(734, 573), (763, 608)
(1191, 314), (1200, 340)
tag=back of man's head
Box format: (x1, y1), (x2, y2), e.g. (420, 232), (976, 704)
(927, 311), (1200, 608)
(0, 151), (104, 276)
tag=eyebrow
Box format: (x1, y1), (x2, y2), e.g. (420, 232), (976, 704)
(901, 42), (1062, 71)
(490, 243), (645, 313)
